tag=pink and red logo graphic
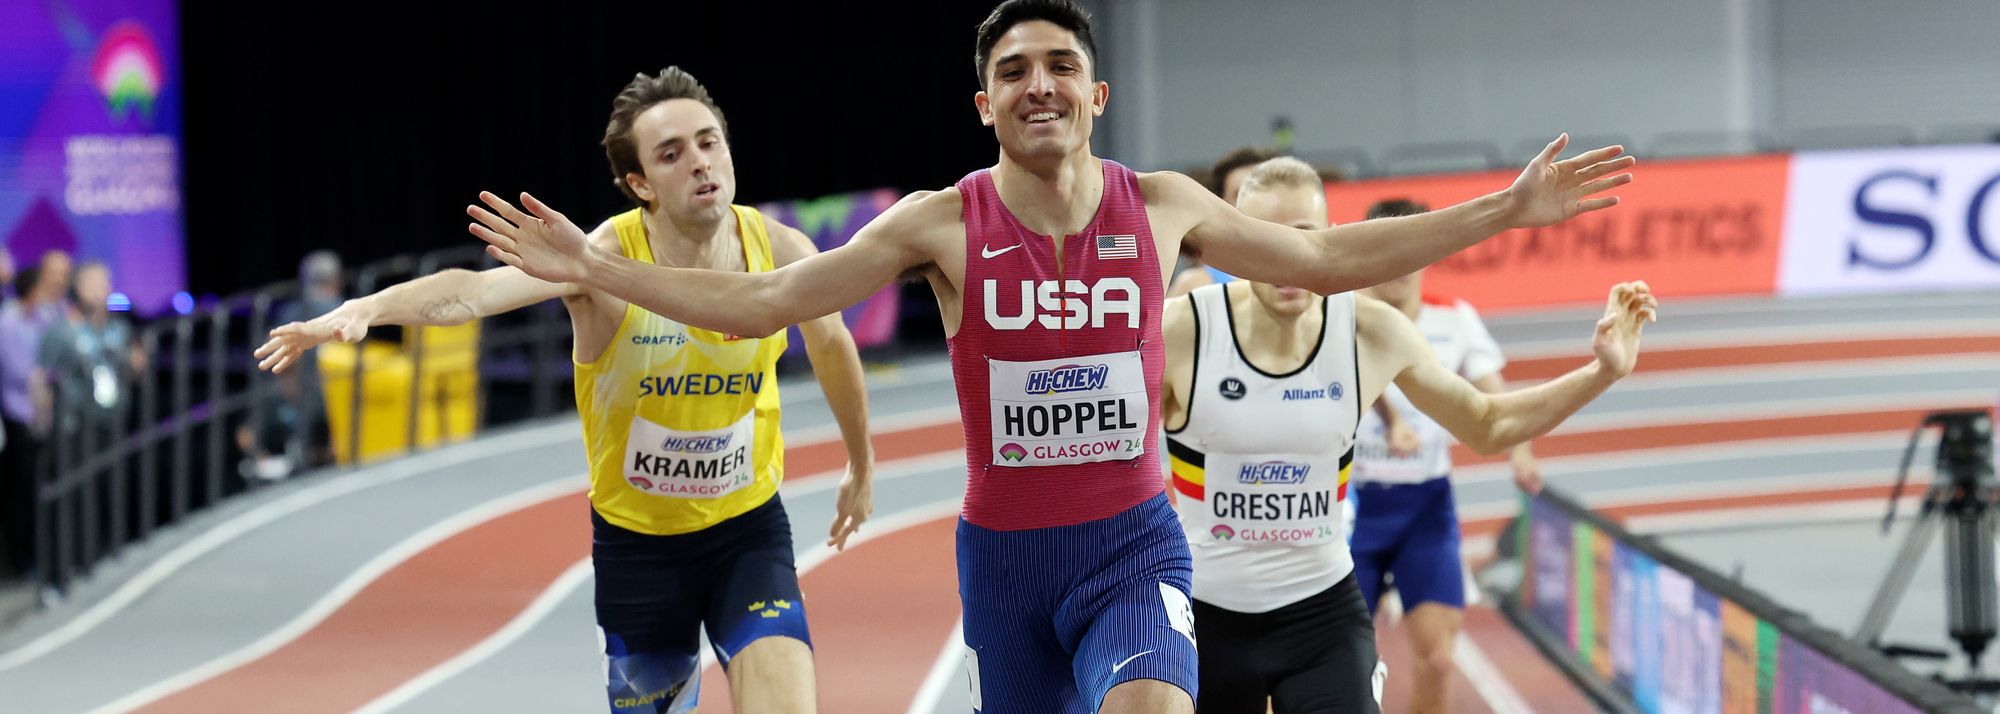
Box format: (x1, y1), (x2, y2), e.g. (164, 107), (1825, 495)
(91, 20), (164, 123)
(997, 443), (1028, 462)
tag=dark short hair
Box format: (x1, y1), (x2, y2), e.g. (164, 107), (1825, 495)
(1206, 146), (1282, 197)
(13, 265), (37, 299)
(1366, 198), (1430, 219)
(973, 0), (1098, 90)
(602, 67), (729, 207)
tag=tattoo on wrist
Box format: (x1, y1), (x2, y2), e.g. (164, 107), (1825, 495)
(419, 296), (474, 322)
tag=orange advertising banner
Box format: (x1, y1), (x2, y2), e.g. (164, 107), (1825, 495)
(1323, 154), (1793, 311)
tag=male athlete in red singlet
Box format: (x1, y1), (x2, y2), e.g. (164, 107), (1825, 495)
(467, 2), (1634, 711)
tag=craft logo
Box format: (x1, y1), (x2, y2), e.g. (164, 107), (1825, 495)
(93, 20), (164, 124)
(997, 443), (1028, 462)
(1209, 524), (1235, 541)
(1024, 363), (1109, 394)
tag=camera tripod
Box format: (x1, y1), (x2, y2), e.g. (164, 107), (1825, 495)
(1855, 408), (2000, 694)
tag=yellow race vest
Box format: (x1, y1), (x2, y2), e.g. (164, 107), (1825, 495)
(574, 205), (788, 535)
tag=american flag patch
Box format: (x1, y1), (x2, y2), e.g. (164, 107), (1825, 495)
(1095, 234), (1138, 260)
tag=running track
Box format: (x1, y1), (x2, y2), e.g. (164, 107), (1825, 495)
(1, 289), (1994, 713)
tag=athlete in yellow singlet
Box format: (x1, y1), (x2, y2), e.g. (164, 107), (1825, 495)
(254, 67), (873, 714)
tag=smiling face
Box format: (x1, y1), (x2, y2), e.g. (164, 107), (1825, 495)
(974, 20), (1108, 163)
(623, 99), (735, 225)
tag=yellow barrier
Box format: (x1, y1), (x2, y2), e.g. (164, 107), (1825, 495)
(318, 323), (481, 464)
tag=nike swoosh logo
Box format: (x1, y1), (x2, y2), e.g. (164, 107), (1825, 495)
(981, 243), (1023, 259)
(1110, 650), (1155, 673)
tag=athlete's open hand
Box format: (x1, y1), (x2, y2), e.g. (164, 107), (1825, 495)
(1592, 281), (1657, 378)
(253, 301), (371, 374)
(468, 191), (595, 284)
(826, 463), (874, 551)
(1504, 134), (1636, 228)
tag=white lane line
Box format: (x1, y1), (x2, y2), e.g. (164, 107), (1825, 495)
(350, 558), (597, 714)
(692, 497), (968, 685)
(220, 455), (970, 714)
(905, 618), (966, 714)
(83, 477), (587, 714)
(0, 409), (963, 674)
(1452, 635), (1535, 714)
(1557, 388), (1988, 432)
(1622, 496), (1924, 535)
(0, 421), (580, 672)
(1452, 430), (1917, 486)
(1608, 353), (2000, 391)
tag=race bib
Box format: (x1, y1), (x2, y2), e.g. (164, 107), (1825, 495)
(987, 350), (1149, 467)
(623, 412), (756, 499)
(1352, 424), (1440, 483)
(1199, 452), (1343, 546)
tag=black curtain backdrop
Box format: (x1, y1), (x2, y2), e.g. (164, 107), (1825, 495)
(180, 1), (1005, 296)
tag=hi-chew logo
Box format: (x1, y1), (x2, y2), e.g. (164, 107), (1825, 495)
(661, 434), (733, 454)
(1237, 461), (1311, 485)
(92, 21), (165, 124)
(1024, 364), (1109, 394)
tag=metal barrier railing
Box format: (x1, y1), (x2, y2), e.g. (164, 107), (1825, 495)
(1502, 486), (1982, 713)
(27, 244), (577, 595)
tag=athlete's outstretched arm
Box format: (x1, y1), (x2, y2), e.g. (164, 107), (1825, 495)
(768, 222), (878, 550)
(470, 191), (934, 339)
(1356, 283), (1657, 455)
(253, 257), (586, 374)
(1171, 135), (1634, 295)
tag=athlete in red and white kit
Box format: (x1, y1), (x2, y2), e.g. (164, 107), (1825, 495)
(466, 3), (1633, 710)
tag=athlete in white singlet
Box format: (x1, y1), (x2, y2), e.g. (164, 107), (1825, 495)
(1162, 158), (1658, 714)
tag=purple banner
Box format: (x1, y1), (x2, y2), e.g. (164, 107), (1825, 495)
(1776, 636), (1925, 714)
(1, 0), (184, 312)
(756, 189), (902, 356)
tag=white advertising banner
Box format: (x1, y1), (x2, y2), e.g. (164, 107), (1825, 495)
(1780, 145), (2000, 296)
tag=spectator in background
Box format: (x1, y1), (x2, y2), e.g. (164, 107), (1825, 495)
(1168, 146), (1280, 297)
(0, 251), (15, 310)
(0, 251), (72, 577)
(36, 261), (142, 437)
(238, 251), (344, 479)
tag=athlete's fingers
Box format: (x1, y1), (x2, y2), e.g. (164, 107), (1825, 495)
(468, 205), (519, 238)
(486, 244), (525, 269)
(1533, 133), (1570, 166)
(520, 192), (567, 224)
(470, 223), (517, 253)
(253, 337), (278, 359)
(1574, 196), (1620, 215)
(1577, 174), (1633, 197)
(479, 191), (535, 228)
(271, 352), (295, 374)
(1574, 155), (1636, 182)
(1554, 145), (1625, 173)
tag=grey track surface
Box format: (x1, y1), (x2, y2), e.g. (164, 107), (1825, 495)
(0, 288), (1994, 713)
